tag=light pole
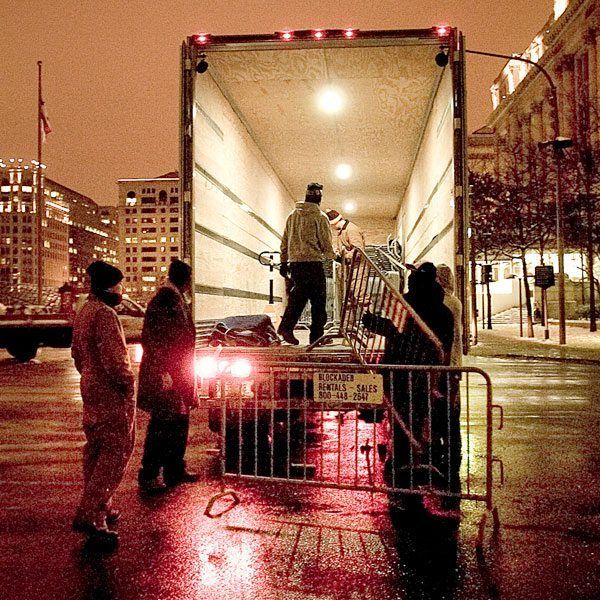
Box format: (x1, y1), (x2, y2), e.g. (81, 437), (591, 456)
(466, 49), (570, 344)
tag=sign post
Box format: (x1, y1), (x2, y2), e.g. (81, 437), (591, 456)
(535, 266), (555, 340)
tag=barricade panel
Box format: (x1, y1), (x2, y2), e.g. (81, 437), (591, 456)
(199, 362), (495, 512)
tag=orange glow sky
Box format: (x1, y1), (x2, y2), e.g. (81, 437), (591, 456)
(1, 0), (553, 205)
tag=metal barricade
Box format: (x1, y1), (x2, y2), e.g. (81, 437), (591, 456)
(313, 249), (445, 368)
(201, 360), (502, 547)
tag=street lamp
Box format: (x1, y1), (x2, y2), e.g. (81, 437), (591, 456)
(466, 49), (570, 344)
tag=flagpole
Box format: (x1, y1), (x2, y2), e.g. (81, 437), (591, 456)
(36, 60), (44, 306)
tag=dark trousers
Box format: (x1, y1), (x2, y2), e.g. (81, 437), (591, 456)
(140, 413), (189, 481)
(279, 261), (327, 343)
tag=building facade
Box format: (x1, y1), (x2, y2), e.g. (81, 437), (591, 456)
(117, 172), (180, 302)
(478, 0), (599, 158)
(46, 179), (119, 291)
(0, 159), (69, 291)
(0, 158), (119, 301)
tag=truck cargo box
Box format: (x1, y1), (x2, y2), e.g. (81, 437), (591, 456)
(180, 28), (467, 335)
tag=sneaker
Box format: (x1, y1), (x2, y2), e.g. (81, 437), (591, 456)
(106, 508), (120, 525)
(277, 328), (299, 345)
(86, 526), (119, 552)
(164, 470), (201, 487)
(138, 473), (167, 494)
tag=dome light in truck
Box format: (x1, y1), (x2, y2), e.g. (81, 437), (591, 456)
(318, 88), (344, 114)
(335, 163), (352, 180)
(343, 201), (356, 213)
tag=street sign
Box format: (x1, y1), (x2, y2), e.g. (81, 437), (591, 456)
(314, 372), (384, 404)
(535, 265), (555, 289)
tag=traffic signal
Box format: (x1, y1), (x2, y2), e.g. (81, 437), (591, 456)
(482, 264), (493, 284)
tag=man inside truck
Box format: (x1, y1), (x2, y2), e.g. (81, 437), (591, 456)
(277, 182), (335, 345)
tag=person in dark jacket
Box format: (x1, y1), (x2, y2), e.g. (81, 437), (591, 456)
(137, 259), (199, 491)
(362, 263), (455, 500)
(71, 261), (135, 548)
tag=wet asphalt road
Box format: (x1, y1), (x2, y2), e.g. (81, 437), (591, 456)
(0, 349), (598, 599)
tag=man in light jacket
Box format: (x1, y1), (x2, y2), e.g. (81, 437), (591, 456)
(325, 209), (366, 262)
(278, 183), (335, 345)
(71, 261), (135, 548)
(137, 259), (199, 492)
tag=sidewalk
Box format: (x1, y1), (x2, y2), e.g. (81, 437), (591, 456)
(469, 322), (600, 363)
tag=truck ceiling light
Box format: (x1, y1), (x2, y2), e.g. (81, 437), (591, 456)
(343, 201), (356, 213)
(319, 88), (344, 114)
(196, 356), (218, 379)
(230, 358), (253, 379)
(335, 163), (352, 180)
(133, 343), (143, 364)
(280, 31), (293, 41)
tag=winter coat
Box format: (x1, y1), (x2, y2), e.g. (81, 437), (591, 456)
(71, 295), (136, 429)
(334, 220), (365, 261)
(137, 282), (196, 415)
(280, 202), (335, 264)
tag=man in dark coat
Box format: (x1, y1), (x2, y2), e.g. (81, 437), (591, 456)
(71, 261), (135, 548)
(137, 259), (199, 491)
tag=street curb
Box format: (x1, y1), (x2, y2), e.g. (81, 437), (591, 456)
(469, 351), (600, 365)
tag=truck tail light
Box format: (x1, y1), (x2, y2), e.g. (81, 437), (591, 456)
(230, 358), (252, 379)
(195, 356), (253, 379)
(196, 356), (218, 378)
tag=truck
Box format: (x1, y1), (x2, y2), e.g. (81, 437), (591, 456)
(179, 26), (469, 341)
(0, 296), (145, 361)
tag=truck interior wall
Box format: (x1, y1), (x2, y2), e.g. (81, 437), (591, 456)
(353, 216), (396, 246)
(397, 67), (455, 269)
(192, 73), (293, 320)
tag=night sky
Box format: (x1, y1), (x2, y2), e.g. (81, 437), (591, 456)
(1, 0), (552, 205)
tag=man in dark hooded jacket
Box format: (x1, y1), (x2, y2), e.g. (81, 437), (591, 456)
(137, 259), (199, 491)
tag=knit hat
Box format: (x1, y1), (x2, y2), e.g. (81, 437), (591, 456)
(168, 258), (192, 287)
(86, 260), (123, 291)
(305, 182), (323, 203)
(436, 263), (455, 293)
(326, 209), (342, 226)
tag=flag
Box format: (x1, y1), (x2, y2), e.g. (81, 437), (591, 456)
(40, 100), (52, 142)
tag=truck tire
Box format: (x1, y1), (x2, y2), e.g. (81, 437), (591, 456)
(6, 339), (39, 362)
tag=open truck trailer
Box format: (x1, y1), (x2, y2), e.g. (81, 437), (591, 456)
(180, 27), (469, 346)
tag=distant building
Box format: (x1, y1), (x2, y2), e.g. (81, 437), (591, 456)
(470, 0), (599, 165)
(117, 172), (180, 302)
(0, 158), (119, 297)
(0, 159), (69, 290)
(46, 179), (119, 291)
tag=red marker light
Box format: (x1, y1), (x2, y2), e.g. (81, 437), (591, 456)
(435, 25), (449, 37)
(281, 31), (293, 40)
(344, 28), (356, 38)
(196, 33), (209, 43)
(314, 30), (324, 39)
